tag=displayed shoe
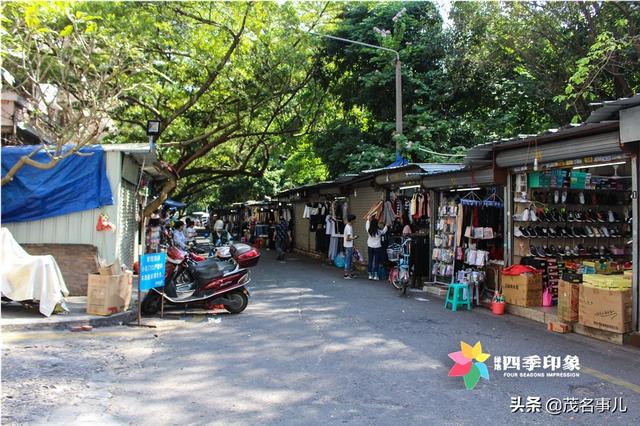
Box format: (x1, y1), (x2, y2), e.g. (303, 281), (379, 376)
(567, 211), (575, 222)
(548, 245), (558, 256)
(599, 246), (606, 257)
(593, 227), (601, 237)
(573, 245), (581, 256)
(529, 208), (538, 222)
(561, 190), (568, 204)
(601, 226), (610, 237)
(535, 226), (546, 238)
(550, 208), (560, 222)
(608, 210), (615, 223)
(554, 190), (560, 204)
(576, 227), (587, 238)
(577, 244), (587, 255)
(585, 209), (595, 222)
(522, 208), (530, 222)
(578, 191), (585, 204)
(611, 211), (620, 222)
(515, 227), (525, 238)
(585, 226), (595, 237)
(576, 211), (585, 222)
(529, 245), (538, 257)
(548, 227), (557, 238)
(538, 246), (548, 257)
(533, 191), (542, 203)
(559, 226), (569, 238)
(560, 209), (568, 222)
(527, 226), (537, 238)
(596, 211), (606, 223)
(564, 245), (572, 257)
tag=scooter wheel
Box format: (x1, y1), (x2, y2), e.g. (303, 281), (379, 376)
(141, 291), (161, 315)
(224, 291), (249, 314)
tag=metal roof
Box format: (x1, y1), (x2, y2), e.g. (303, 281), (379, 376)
(586, 94), (640, 123)
(462, 142), (495, 166)
(492, 121), (619, 152)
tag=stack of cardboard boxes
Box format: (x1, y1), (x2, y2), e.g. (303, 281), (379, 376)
(501, 272), (543, 307)
(87, 258), (133, 316)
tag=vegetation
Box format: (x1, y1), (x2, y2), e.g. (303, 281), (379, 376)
(2, 1), (639, 205)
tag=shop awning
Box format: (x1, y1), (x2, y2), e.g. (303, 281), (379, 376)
(163, 199), (187, 208)
(422, 167), (506, 190)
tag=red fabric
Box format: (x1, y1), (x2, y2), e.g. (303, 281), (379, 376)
(502, 265), (542, 276)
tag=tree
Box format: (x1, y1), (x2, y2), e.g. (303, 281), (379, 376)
(99, 1), (336, 210)
(0, 1), (140, 186)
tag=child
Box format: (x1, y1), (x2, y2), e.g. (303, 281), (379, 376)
(343, 214), (358, 279)
(366, 215), (388, 280)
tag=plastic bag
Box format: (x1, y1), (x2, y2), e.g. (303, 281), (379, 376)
(334, 253), (345, 268)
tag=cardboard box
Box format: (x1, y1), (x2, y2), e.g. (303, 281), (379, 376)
(501, 273), (543, 307)
(547, 321), (571, 334)
(95, 257), (122, 276)
(557, 280), (580, 323)
(87, 272), (132, 316)
(578, 285), (632, 333)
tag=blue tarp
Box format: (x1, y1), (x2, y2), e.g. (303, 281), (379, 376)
(385, 152), (409, 168)
(163, 199), (187, 208)
(1, 145), (114, 223)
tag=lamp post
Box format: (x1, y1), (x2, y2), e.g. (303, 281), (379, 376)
(308, 31), (402, 155)
(146, 119), (161, 146)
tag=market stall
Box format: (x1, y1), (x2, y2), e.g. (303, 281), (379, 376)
(423, 167), (507, 302)
(495, 121), (637, 336)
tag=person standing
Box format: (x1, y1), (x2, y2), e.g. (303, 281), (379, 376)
(274, 216), (291, 261)
(146, 214), (162, 253)
(184, 218), (197, 244)
(366, 215), (388, 280)
(343, 214), (358, 279)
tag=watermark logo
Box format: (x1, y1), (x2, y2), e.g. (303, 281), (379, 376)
(448, 341), (490, 390)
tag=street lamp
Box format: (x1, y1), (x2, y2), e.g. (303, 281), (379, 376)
(308, 31), (403, 155)
(146, 119), (161, 145)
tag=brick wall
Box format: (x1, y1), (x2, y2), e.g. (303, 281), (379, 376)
(22, 244), (98, 296)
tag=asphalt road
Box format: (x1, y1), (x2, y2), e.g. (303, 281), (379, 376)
(2, 251), (640, 425)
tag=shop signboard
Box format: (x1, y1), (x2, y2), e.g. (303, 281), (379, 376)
(139, 253), (166, 291)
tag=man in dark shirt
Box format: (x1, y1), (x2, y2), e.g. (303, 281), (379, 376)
(274, 217), (291, 261)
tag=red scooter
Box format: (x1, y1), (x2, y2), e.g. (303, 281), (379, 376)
(141, 243), (260, 315)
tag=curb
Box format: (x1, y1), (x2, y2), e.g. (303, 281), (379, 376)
(1, 310), (137, 332)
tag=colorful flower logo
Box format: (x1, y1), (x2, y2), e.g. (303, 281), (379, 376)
(448, 341), (490, 390)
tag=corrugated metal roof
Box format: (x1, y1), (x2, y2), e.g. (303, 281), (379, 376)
(492, 121), (619, 152)
(462, 142), (495, 166)
(587, 94), (640, 123)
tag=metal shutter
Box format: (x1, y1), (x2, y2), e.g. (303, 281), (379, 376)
(118, 180), (138, 268)
(348, 185), (384, 263)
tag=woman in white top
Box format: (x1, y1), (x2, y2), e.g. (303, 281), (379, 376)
(366, 215), (388, 280)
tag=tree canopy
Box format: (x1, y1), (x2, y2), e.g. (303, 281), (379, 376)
(2, 1), (639, 206)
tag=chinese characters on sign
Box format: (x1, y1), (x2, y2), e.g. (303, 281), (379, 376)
(510, 396), (628, 415)
(139, 253), (166, 291)
(495, 355), (580, 378)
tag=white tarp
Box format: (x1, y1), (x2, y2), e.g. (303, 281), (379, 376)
(0, 228), (69, 316)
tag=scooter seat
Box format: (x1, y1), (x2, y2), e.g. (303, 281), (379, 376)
(189, 261), (236, 284)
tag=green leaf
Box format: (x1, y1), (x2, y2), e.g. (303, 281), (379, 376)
(60, 25), (73, 37)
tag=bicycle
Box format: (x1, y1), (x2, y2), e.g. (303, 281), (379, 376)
(387, 238), (411, 295)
